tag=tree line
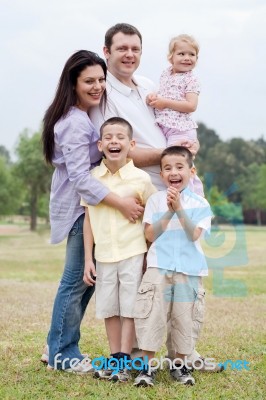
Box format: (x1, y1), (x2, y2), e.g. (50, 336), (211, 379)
(0, 123), (266, 230)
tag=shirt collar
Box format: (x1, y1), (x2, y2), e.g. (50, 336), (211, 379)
(98, 158), (134, 178)
(107, 71), (146, 96)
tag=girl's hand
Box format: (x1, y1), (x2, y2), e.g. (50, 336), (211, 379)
(83, 260), (96, 286)
(146, 92), (157, 105)
(148, 95), (166, 110)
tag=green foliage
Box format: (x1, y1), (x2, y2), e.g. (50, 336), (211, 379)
(0, 157), (23, 215)
(0, 145), (11, 164)
(197, 124), (266, 193)
(237, 163), (261, 210)
(13, 129), (53, 230)
(206, 185), (243, 224)
(257, 164), (266, 209)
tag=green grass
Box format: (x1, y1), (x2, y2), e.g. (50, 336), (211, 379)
(0, 223), (265, 399)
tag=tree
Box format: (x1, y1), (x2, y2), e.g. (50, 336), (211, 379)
(0, 157), (23, 215)
(14, 129), (53, 230)
(0, 145), (11, 164)
(205, 185), (243, 225)
(198, 135), (266, 197)
(237, 163), (266, 225)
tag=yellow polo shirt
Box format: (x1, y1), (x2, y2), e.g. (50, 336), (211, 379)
(81, 159), (157, 262)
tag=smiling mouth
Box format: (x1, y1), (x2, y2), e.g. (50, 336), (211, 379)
(89, 92), (102, 97)
(170, 179), (182, 185)
(109, 148), (121, 153)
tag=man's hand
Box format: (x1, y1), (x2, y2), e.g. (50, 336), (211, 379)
(180, 139), (200, 156)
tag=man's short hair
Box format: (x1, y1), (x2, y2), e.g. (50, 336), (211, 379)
(105, 23), (142, 51)
(100, 117), (133, 139)
(160, 146), (194, 168)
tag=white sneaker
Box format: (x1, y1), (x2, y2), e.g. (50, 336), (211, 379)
(40, 345), (49, 364)
(47, 357), (94, 374)
(41, 344), (89, 367)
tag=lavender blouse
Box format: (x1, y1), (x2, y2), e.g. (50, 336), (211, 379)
(49, 106), (109, 244)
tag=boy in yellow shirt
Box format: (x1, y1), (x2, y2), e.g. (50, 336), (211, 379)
(81, 117), (156, 382)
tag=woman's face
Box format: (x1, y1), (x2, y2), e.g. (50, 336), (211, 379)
(75, 65), (106, 111)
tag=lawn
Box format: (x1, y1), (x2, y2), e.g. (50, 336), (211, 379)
(0, 222), (265, 399)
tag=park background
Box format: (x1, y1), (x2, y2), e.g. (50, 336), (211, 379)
(0, 0), (266, 399)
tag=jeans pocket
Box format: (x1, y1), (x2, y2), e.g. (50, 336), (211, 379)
(192, 288), (205, 323)
(134, 283), (155, 318)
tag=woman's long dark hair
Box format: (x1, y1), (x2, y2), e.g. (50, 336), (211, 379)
(42, 50), (107, 164)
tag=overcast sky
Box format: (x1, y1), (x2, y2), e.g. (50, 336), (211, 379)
(1, 0), (265, 156)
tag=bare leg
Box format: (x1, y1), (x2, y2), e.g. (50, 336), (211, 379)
(105, 316), (121, 354)
(121, 317), (135, 355)
(142, 350), (155, 362)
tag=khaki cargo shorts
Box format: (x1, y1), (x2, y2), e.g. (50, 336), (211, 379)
(134, 267), (205, 354)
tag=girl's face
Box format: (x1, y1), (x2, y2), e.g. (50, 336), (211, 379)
(170, 41), (198, 74)
(75, 65), (106, 111)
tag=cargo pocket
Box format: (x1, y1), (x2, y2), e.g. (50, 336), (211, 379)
(134, 283), (155, 319)
(192, 288), (205, 323)
(191, 288), (205, 339)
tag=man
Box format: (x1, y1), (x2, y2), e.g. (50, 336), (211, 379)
(90, 22), (223, 374)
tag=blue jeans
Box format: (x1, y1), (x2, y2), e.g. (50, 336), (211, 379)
(47, 214), (95, 369)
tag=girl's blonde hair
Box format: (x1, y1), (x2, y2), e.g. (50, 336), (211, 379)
(168, 34), (199, 62)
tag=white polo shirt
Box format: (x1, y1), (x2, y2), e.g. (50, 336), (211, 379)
(143, 188), (213, 276)
(90, 72), (167, 190)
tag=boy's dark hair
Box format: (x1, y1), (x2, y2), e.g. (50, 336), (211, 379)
(100, 117), (133, 139)
(160, 146), (194, 168)
(105, 23), (142, 51)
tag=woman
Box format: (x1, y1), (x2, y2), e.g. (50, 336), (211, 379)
(42, 50), (143, 373)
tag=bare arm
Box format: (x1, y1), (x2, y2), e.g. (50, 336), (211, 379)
(83, 208), (96, 286)
(167, 187), (202, 241)
(128, 146), (163, 168)
(148, 92), (198, 113)
(145, 210), (174, 242)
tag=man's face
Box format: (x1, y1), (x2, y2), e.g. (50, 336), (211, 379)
(103, 32), (142, 80)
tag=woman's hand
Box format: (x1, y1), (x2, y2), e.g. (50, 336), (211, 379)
(103, 193), (144, 223)
(119, 197), (144, 223)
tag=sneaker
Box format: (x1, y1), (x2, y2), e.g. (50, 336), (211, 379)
(41, 344), (88, 366)
(47, 357), (94, 374)
(170, 365), (195, 385)
(133, 370), (155, 387)
(109, 368), (131, 383)
(94, 368), (113, 379)
(94, 358), (118, 380)
(40, 345), (49, 364)
(188, 357), (224, 373)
